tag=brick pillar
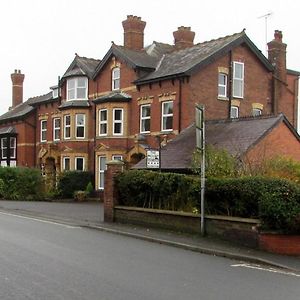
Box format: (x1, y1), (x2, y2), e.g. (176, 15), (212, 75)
(104, 160), (124, 222)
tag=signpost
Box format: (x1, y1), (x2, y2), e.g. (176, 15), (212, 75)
(195, 104), (205, 236)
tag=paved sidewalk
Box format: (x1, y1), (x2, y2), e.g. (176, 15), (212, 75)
(0, 200), (299, 272)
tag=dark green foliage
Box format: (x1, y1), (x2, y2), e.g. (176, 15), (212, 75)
(258, 180), (300, 233)
(85, 182), (94, 196)
(0, 167), (44, 200)
(116, 170), (300, 232)
(57, 171), (93, 198)
(116, 170), (199, 212)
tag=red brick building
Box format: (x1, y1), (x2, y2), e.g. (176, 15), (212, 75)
(0, 15), (299, 190)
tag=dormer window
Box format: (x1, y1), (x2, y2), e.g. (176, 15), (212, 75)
(112, 67), (120, 90)
(67, 77), (88, 100)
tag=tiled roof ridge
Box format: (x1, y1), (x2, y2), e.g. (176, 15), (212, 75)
(27, 91), (52, 102)
(76, 55), (101, 62)
(196, 30), (245, 47)
(206, 113), (282, 124)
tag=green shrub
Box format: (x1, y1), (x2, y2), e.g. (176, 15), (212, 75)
(57, 171), (93, 198)
(116, 170), (199, 212)
(85, 182), (94, 196)
(116, 170), (300, 232)
(258, 179), (300, 233)
(0, 167), (44, 200)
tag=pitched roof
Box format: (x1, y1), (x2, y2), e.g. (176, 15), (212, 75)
(133, 114), (298, 170)
(62, 55), (100, 79)
(0, 126), (17, 135)
(135, 31), (273, 84)
(58, 100), (91, 110)
(0, 92), (53, 123)
(93, 91), (132, 104)
(93, 44), (159, 78)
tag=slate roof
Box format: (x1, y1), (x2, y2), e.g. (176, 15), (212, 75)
(0, 92), (52, 123)
(136, 31), (273, 84)
(0, 126), (17, 135)
(58, 100), (91, 110)
(133, 114), (298, 170)
(93, 91), (132, 104)
(63, 55), (101, 79)
(93, 44), (159, 78)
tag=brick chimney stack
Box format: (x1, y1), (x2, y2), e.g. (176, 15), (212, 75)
(267, 30), (287, 83)
(267, 30), (287, 116)
(11, 69), (25, 108)
(173, 26), (195, 50)
(122, 15), (146, 50)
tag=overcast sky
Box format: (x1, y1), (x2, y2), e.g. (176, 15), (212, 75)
(0, 0), (299, 115)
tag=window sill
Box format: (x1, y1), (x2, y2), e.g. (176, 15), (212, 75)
(217, 96), (229, 101)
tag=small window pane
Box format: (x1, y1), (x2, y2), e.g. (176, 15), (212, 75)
(114, 109), (122, 120)
(76, 158), (84, 171)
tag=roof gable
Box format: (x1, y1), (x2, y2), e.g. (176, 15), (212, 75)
(92, 44), (160, 79)
(62, 55), (100, 80)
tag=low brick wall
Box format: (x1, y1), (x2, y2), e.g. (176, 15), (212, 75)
(114, 206), (260, 247)
(259, 233), (300, 256)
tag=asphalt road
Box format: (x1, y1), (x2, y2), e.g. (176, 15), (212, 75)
(0, 211), (299, 300)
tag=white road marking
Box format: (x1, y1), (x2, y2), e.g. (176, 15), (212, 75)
(231, 263), (300, 278)
(0, 211), (79, 229)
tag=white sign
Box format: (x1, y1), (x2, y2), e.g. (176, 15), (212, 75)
(146, 150), (160, 168)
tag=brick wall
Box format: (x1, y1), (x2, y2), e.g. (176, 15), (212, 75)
(246, 121), (300, 164)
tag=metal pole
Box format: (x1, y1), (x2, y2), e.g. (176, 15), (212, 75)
(200, 115), (205, 236)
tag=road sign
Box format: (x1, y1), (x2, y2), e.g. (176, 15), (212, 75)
(146, 150), (160, 168)
(195, 104), (204, 150)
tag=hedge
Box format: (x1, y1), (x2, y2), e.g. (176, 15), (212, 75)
(0, 167), (44, 200)
(115, 170), (300, 232)
(57, 171), (93, 198)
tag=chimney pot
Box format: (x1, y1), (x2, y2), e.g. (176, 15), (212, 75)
(122, 15), (146, 50)
(173, 26), (195, 49)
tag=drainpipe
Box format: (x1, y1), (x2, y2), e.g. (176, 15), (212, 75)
(228, 51), (233, 119)
(178, 77), (182, 132)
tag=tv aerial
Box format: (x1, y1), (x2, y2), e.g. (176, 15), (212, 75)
(258, 12), (273, 54)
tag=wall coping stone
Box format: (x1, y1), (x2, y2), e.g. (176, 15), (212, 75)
(114, 206), (261, 224)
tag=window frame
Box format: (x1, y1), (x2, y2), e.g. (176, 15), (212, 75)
(75, 157), (85, 171)
(1, 137), (7, 159)
(63, 157), (70, 171)
(161, 101), (174, 132)
(112, 67), (120, 91)
(53, 117), (61, 141)
(67, 77), (88, 101)
(10, 137), (16, 159)
(230, 106), (239, 119)
(40, 120), (47, 142)
(112, 155), (123, 161)
(75, 113), (86, 139)
(64, 115), (71, 140)
(140, 104), (151, 133)
(99, 109), (108, 136)
(252, 108), (262, 117)
(218, 73), (227, 98)
(232, 62), (244, 99)
(98, 156), (107, 190)
(113, 108), (123, 136)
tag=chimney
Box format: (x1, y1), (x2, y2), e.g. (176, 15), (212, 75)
(267, 30), (287, 82)
(173, 26), (195, 50)
(122, 15), (146, 50)
(267, 30), (287, 116)
(11, 69), (25, 108)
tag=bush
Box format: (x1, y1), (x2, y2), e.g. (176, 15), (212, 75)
(57, 171), (93, 198)
(258, 180), (300, 233)
(116, 170), (300, 232)
(0, 167), (44, 200)
(85, 182), (94, 196)
(116, 170), (199, 212)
